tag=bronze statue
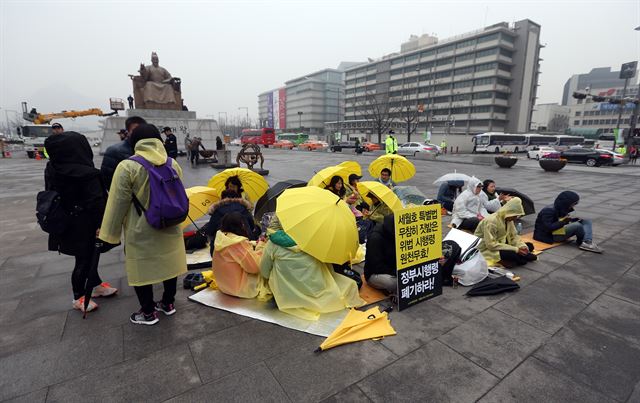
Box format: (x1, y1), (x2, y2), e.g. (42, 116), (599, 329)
(237, 144), (264, 170)
(129, 52), (183, 110)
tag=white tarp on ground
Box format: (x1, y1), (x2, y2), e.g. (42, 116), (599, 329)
(189, 288), (348, 337)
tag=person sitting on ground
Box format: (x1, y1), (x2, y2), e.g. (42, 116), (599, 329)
(259, 229), (365, 320)
(212, 212), (269, 299)
(377, 168), (395, 188)
(365, 192), (393, 224)
(436, 180), (464, 212)
(533, 191), (603, 253)
(99, 124), (187, 325)
(364, 214), (397, 293)
(44, 132), (116, 313)
(205, 190), (260, 255)
(344, 173), (369, 211)
(479, 179), (512, 216)
(325, 175), (346, 198)
(100, 116), (147, 189)
(451, 177), (484, 231)
(224, 175), (252, 207)
(475, 197), (537, 268)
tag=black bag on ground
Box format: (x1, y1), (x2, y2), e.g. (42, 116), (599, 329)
(466, 276), (520, 296)
(36, 190), (69, 234)
(184, 231), (208, 252)
(441, 240), (462, 286)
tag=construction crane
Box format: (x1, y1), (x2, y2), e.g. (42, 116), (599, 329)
(21, 100), (122, 125)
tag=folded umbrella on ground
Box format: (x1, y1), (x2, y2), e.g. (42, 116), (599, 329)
(315, 306), (396, 352)
(465, 276), (520, 297)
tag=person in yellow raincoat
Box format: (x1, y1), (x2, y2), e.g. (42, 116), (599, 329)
(259, 230), (365, 320)
(474, 197), (536, 267)
(365, 193), (393, 224)
(99, 124), (187, 326)
(212, 212), (270, 299)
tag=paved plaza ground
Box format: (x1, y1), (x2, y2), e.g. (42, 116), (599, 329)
(1, 148), (640, 402)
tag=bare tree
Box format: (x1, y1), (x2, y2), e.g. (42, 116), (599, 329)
(402, 105), (420, 142)
(547, 114), (569, 132)
(355, 90), (401, 144)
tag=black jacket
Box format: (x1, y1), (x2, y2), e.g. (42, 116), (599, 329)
(44, 132), (106, 256)
(164, 133), (178, 158)
(100, 139), (133, 190)
(533, 191), (579, 244)
(205, 198), (260, 244)
(437, 180), (464, 205)
(364, 214), (396, 280)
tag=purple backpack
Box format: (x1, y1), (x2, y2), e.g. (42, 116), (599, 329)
(129, 156), (189, 229)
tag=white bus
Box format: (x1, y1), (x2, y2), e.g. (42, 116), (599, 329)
(524, 134), (557, 151)
(473, 133), (528, 153)
(553, 135), (584, 151)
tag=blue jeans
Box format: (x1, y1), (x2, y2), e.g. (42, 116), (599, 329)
(553, 219), (592, 245)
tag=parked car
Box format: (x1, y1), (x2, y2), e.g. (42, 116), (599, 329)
(299, 141), (327, 151)
(272, 140), (295, 150)
(425, 143), (442, 154)
(397, 142), (438, 156)
(230, 138), (241, 146)
(362, 142), (381, 152)
(598, 150), (625, 165)
(330, 141), (357, 152)
(560, 148), (613, 167)
(528, 146), (560, 160)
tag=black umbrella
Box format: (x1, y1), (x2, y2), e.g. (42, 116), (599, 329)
(254, 179), (306, 221)
(466, 276), (520, 297)
(83, 240), (120, 318)
(495, 187), (535, 215)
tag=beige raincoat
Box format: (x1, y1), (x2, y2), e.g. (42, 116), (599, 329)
(474, 197), (527, 266)
(99, 138), (187, 286)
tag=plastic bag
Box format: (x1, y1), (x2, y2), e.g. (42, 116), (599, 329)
(453, 251), (488, 286)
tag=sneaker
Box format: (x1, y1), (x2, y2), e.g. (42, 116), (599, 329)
(92, 282), (118, 297)
(130, 310), (159, 325)
(72, 296), (98, 313)
(155, 301), (176, 316)
(579, 241), (603, 254)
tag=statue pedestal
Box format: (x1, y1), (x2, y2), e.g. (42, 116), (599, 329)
(249, 168), (269, 176)
(210, 150), (239, 169)
(99, 109), (221, 155)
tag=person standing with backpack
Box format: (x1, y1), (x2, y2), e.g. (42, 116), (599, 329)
(42, 132), (117, 313)
(98, 124), (188, 325)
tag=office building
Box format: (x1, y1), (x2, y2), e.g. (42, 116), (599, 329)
(341, 19), (542, 140)
(531, 103), (570, 132)
(562, 67), (635, 106)
(569, 84), (638, 134)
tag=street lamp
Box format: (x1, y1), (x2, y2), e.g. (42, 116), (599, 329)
(238, 107), (249, 128)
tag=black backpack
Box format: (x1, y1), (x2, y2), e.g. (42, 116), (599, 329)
(36, 190), (70, 235)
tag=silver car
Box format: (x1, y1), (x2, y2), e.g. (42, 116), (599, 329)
(397, 142), (438, 156)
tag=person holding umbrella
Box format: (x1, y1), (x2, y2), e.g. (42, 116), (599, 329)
(43, 132), (117, 313)
(436, 180), (464, 213)
(99, 124), (187, 325)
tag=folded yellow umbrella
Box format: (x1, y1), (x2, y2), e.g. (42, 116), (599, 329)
(315, 306), (396, 352)
(207, 168), (269, 202)
(357, 181), (404, 212)
(337, 161), (362, 177)
(276, 186), (358, 264)
(180, 186), (220, 229)
(368, 154), (416, 183)
(307, 165), (351, 188)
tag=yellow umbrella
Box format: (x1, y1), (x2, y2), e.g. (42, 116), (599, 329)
(337, 160), (362, 177)
(181, 186), (220, 229)
(307, 165), (350, 188)
(207, 168), (269, 202)
(357, 181), (404, 212)
(368, 154), (416, 183)
(276, 186), (358, 264)
(315, 306), (396, 352)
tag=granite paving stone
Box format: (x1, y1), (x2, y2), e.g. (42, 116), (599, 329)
(534, 320), (640, 402)
(532, 266), (608, 305)
(321, 385), (372, 403)
(0, 311), (66, 358)
(46, 345), (201, 403)
(267, 339), (397, 402)
(1, 388), (48, 403)
(573, 294), (640, 347)
(439, 308), (550, 378)
(479, 357), (614, 403)
(357, 340), (498, 402)
(605, 272), (640, 305)
(166, 362), (289, 403)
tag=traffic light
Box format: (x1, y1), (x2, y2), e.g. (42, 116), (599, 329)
(610, 98), (622, 104)
(573, 92), (587, 99)
(591, 95), (606, 102)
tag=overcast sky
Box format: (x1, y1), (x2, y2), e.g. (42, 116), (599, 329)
(1, 0), (639, 130)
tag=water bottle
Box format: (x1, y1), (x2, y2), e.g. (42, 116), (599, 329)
(516, 222), (523, 234)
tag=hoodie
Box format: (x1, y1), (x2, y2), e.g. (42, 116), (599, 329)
(205, 197), (260, 251)
(533, 191), (579, 244)
(451, 177), (483, 227)
(212, 230), (265, 299)
(474, 197), (526, 266)
(436, 180), (464, 206)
